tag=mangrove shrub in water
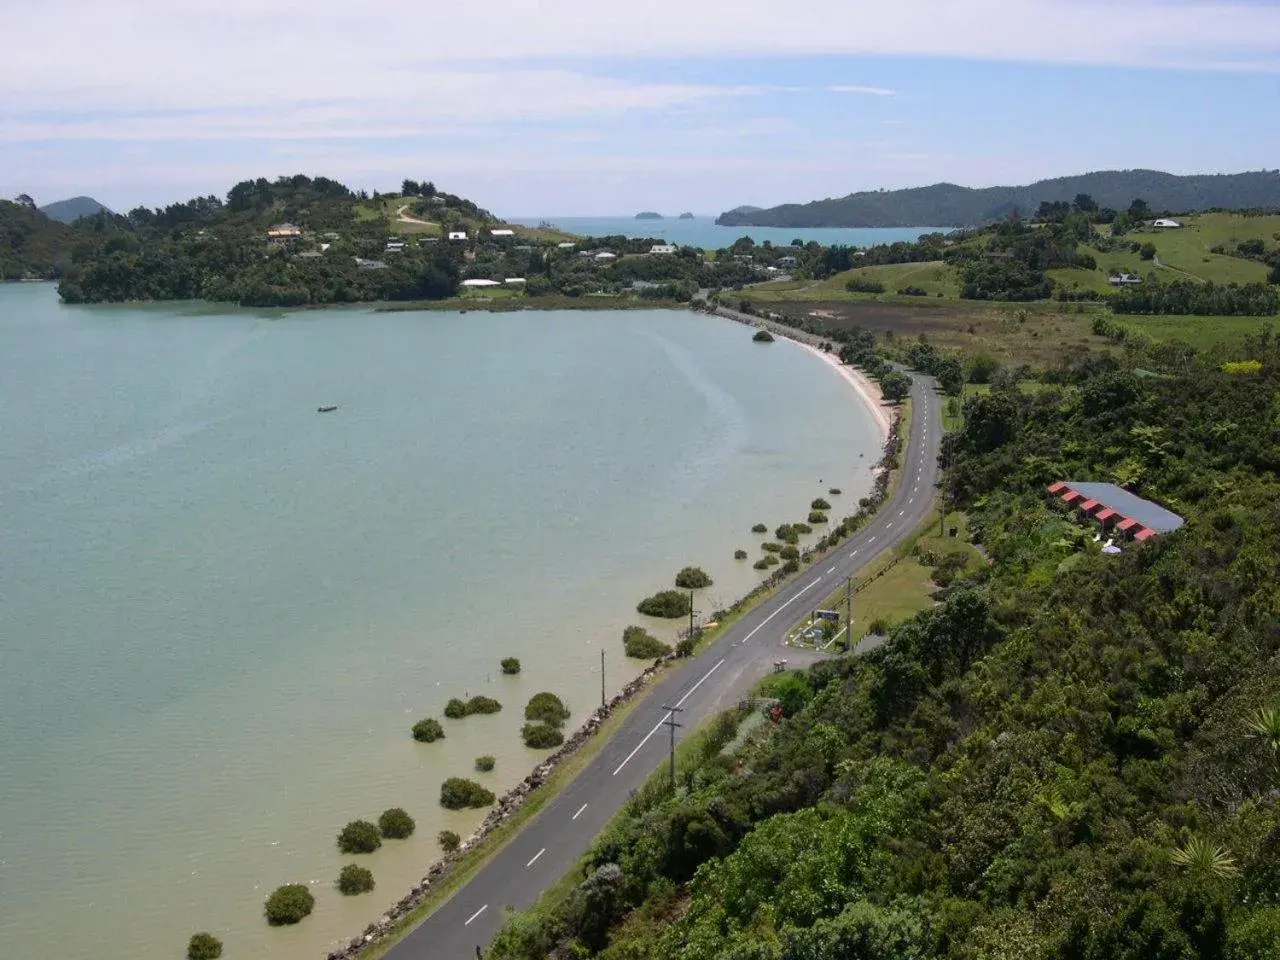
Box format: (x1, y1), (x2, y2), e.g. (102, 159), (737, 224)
(780, 545), (800, 561)
(337, 864), (375, 896)
(809, 511), (828, 524)
(753, 558), (771, 570)
(734, 549), (748, 560)
(378, 807), (415, 840)
(445, 695), (502, 718)
(674, 566), (713, 589)
(440, 777), (495, 810)
(444, 697), (467, 719)
(751, 523), (768, 533)
(636, 589), (692, 618)
(753, 329), (774, 342)
(522, 722), (565, 749)
(264, 884), (315, 926)
(829, 487), (842, 495)
(524, 692), (571, 727)
(438, 829), (461, 852)
(500, 657), (521, 675)
(811, 498), (831, 511)
(337, 820), (382, 854)
(475, 754), (496, 772)
(775, 524), (799, 544)
(761, 541), (783, 553)
(412, 718), (444, 742)
(187, 933), (222, 960)
(622, 625), (672, 660)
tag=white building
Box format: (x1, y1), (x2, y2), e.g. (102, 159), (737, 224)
(594, 251), (617, 261)
(267, 223), (303, 244)
(1108, 273), (1143, 285)
(557, 242), (576, 250)
(1152, 218), (1183, 229)
(461, 278), (501, 288)
(448, 231), (468, 241)
(504, 277), (527, 285)
(649, 244), (676, 255)
(490, 228), (516, 237)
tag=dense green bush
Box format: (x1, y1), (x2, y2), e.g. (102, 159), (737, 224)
(828, 487), (842, 495)
(753, 558), (771, 570)
(443, 697), (467, 719)
(465, 695), (502, 715)
(337, 864), (375, 895)
(763, 554), (780, 567)
(264, 884), (315, 926)
(336, 819), (382, 854)
(866, 616), (890, 634)
(675, 637), (695, 658)
(412, 718), (444, 742)
(636, 589), (692, 618)
(846, 277), (885, 293)
(734, 549), (748, 560)
(751, 523), (768, 533)
(775, 523), (798, 543)
(524, 692), (570, 727)
(779, 545), (800, 560)
(475, 754), (496, 772)
(500, 657), (521, 675)
(752, 329), (774, 342)
(779, 559), (800, 574)
(623, 625), (673, 660)
(811, 497), (831, 510)
(187, 933), (222, 959)
(808, 511), (828, 524)
(378, 807), (415, 840)
(438, 829), (461, 852)
(761, 541), (783, 553)
(793, 521), (813, 534)
(673, 566), (713, 589)
(439, 778), (495, 810)
(522, 723), (565, 749)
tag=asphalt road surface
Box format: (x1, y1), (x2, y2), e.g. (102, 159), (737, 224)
(386, 372), (942, 960)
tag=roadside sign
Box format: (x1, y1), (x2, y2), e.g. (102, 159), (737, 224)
(815, 609), (840, 622)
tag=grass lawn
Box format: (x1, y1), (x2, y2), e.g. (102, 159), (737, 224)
(750, 261), (959, 303)
(1114, 313), (1278, 350)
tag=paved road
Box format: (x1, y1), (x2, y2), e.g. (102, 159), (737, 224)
(386, 372), (942, 960)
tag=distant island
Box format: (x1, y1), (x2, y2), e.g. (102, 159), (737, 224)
(678, 212), (695, 220)
(715, 169), (1280, 228)
(39, 196), (111, 224)
(635, 212), (664, 220)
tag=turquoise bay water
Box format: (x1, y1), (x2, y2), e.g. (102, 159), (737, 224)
(0, 285), (882, 959)
(510, 215), (946, 248)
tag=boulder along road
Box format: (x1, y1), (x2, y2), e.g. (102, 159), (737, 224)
(386, 371), (942, 960)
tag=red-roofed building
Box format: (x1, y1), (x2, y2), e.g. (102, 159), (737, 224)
(1047, 481), (1068, 495)
(1078, 499), (1101, 516)
(1095, 508), (1118, 529)
(1046, 482), (1184, 545)
(1134, 528), (1157, 542)
(1061, 490), (1084, 506)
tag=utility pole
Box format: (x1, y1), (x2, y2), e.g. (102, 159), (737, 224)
(688, 589), (695, 641)
(661, 705), (683, 788)
(845, 575), (853, 648)
(601, 649), (606, 708)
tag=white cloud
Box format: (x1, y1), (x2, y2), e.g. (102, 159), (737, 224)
(827, 86), (897, 95)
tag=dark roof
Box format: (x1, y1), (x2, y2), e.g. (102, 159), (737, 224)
(1062, 482), (1184, 533)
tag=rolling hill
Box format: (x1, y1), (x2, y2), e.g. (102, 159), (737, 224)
(717, 169), (1280, 228)
(39, 196), (111, 223)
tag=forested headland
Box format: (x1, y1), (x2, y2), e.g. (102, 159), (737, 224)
(488, 326), (1280, 959)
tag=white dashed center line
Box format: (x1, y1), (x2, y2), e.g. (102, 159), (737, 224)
(527, 848), (546, 868)
(465, 905), (488, 926)
(573, 804), (588, 821)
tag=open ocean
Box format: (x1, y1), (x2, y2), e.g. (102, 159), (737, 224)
(0, 284), (884, 960)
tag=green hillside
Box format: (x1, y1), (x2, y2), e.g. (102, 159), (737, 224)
(39, 196), (111, 223)
(0, 200), (77, 279)
(718, 169), (1280, 227)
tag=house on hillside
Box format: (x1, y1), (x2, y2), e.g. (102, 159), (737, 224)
(490, 228), (515, 237)
(384, 240), (406, 253)
(594, 251), (617, 262)
(504, 277), (527, 285)
(777, 255), (798, 268)
(557, 241), (576, 250)
(448, 231), (468, 241)
(649, 244), (676, 255)
(461, 278), (501, 289)
(354, 257), (388, 270)
(1108, 273), (1143, 285)
(1153, 218), (1183, 229)
(1046, 481), (1184, 542)
(267, 223), (303, 245)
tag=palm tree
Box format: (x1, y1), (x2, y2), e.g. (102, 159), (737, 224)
(1170, 836), (1239, 878)
(1246, 705), (1280, 755)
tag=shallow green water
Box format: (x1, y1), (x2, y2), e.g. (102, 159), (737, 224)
(0, 284), (881, 959)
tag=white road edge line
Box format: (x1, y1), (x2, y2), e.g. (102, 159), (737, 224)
(465, 905), (488, 926)
(526, 848), (546, 868)
(612, 574), (829, 777)
(573, 803), (588, 820)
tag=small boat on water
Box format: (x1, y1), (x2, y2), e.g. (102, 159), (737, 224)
(317, 405), (338, 413)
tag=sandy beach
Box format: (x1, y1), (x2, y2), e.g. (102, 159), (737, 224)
(789, 338), (895, 440)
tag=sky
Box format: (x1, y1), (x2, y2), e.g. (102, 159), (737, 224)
(3, 0), (1280, 217)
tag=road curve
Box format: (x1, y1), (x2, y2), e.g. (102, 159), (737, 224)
(386, 371), (942, 960)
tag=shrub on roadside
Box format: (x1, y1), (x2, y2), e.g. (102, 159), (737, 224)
(636, 589), (692, 618)
(867, 617), (890, 635)
(623, 625), (673, 660)
(522, 722), (565, 749)
(187, 933), (223, 960)
(674, 566), (713, 589)
(525, 692), (571, 727)
(440, 778), (495, 810)
(780, 545), (800, 561)
(676, 637), (695, 658)
(500, 657), (521, 675)
(475, 755), (496, 772)
(438, 829), (461, 852)
(378, 807), (415, 840)
(337, 864), (375, 896)
(779, 559), (800, 575)
(337, 820), (382, 854)
(264, 884), (315, 926)
(412, 718), (444, 742)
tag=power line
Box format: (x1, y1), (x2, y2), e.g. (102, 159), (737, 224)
(661, 705), (683, 787)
